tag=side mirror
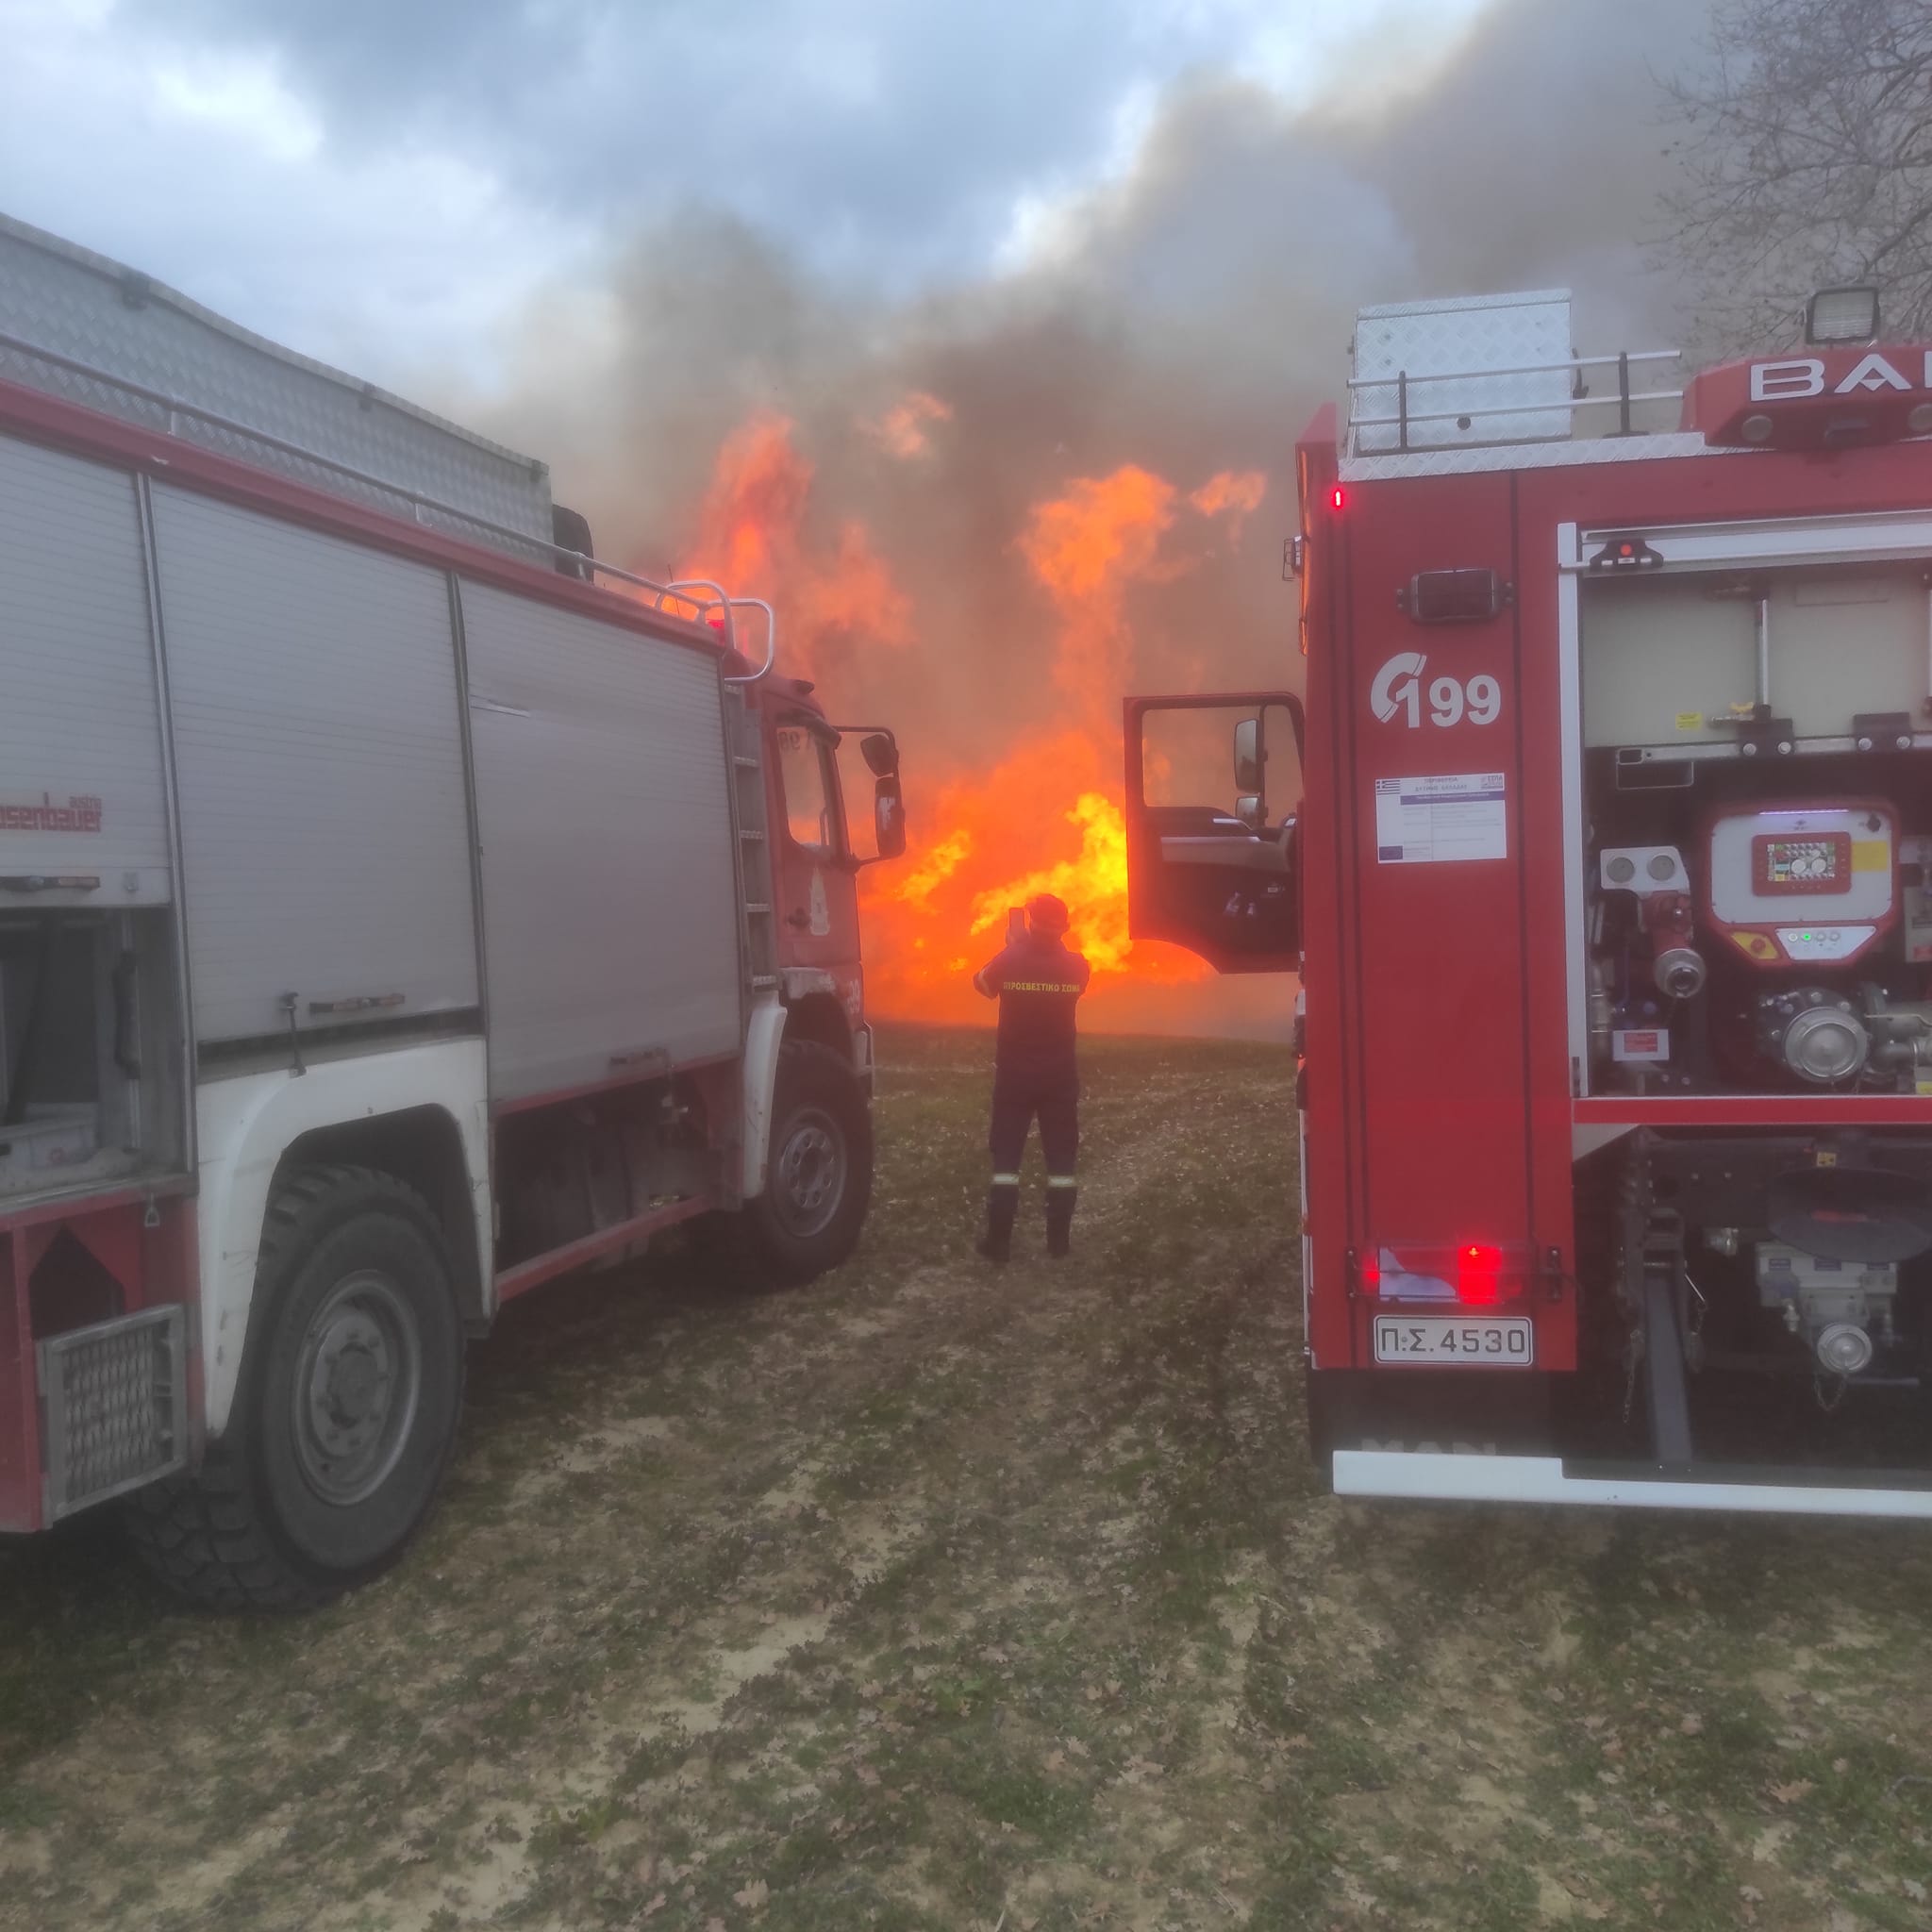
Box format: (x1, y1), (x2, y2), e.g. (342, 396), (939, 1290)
(860, 732), (899, 779)
(1233, 717), (1262, 796)
(873, 774), (907, 861)
(1235, 794), (1264, 832)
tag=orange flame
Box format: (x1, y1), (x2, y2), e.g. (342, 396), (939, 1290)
(1190, 469), (1268, 544)
(895, 826), (974, 910)
(676, 417), (1218, 1023)
(861, 464), (1219, 1016)
(864, 728), (1203, 1021)
(865, 391), (953, 460)
(966, 792), (1132, 971)
(677, 413), (910, 677)
(1019, 466), (1178, 729)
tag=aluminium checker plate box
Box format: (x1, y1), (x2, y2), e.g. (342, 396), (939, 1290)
(0, 212), (554, 559)
(1352, 289), (1574, 454)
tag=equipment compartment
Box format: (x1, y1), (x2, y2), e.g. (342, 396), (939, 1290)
(1582, 564), (1931, 751)
(1579, 558), (1932, 1100)
(0, 910), (187, 1201)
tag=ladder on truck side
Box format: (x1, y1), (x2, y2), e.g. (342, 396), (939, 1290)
(726, 690), (780, 1008)
(723, 688), (782, 1211)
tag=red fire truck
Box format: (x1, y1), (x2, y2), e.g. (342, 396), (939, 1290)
(0, 214), (904, 1602)
(1128, 286), (1932, 1516)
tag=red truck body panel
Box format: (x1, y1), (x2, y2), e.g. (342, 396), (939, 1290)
(1299, 424), (1932, 1378)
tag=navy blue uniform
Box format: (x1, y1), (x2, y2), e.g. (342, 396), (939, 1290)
(974, 930), (1091, 1080)
(973, 929), (1090, 1257)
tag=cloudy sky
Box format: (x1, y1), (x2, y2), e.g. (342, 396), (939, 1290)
(0, 0), (1718, 1032)
(3, 0), (1509, 388)
(0, 0), (1711, 780)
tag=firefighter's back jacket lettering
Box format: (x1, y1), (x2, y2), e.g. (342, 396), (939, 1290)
(974, 932), (1091, 1086)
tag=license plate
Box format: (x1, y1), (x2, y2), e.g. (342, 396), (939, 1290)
(1373, 1316), (1535, 1367)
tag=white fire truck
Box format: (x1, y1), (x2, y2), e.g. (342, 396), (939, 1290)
(0, 215), (906, 1601)
(1129, 285), (1932, 1515)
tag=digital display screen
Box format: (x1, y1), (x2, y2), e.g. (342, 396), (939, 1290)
(1753, 832), (1851, 895)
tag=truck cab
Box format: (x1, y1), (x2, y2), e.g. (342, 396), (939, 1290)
(753, 675), (904, 1085)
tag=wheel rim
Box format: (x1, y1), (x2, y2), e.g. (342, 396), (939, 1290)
(772, 1106), (846, 1240)
(292, 1270), (423, 1507)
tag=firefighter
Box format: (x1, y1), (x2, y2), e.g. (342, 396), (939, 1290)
(971, 891), (1091, 1262)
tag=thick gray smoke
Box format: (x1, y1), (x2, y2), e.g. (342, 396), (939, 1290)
(460, 0), (1709, 1031)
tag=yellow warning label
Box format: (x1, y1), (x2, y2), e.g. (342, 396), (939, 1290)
(1852, 840), (1889, 872)
(1674, 710), (1703, 731)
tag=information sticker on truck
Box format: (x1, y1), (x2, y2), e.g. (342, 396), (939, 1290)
(1374, 1316), (1535, 1367)
(1374, 773), (1507, 864)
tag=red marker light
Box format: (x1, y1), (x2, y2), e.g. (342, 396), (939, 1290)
(1330, 485), (1347, 511)
(1360, 1253), (1381, 1294)
(1457, 1242), (1503, 1306)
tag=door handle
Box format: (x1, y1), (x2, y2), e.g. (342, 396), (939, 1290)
(786, 909), (812, 928)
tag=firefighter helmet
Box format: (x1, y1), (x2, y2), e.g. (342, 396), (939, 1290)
(1026, 892), (1071, 936)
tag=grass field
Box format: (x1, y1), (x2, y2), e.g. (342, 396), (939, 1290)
(2, 1025), (1930, 1932)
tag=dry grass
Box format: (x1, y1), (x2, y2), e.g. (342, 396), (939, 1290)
(2, 1025), (1930, 1931)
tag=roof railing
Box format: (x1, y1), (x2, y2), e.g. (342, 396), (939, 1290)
(1347, 347), (1684, 454)
(0, 325), (774, 680)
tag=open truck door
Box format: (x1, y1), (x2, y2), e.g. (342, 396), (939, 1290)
(1124, 693), (1304, 974)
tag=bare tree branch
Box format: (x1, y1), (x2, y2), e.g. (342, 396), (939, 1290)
(1658, 0), (1932, 350)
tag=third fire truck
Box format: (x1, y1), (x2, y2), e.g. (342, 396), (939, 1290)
(1128, 285), (1932, 1515)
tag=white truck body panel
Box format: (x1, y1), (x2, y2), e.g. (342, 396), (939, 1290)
(739, 995), (789, 1198)
(193, 1041), (491, 1433)
(0, 437), (172, 902)
(154, 486), (482, 1045)
(459, 580), (744, 1101)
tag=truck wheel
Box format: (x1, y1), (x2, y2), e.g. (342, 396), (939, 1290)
(124, 1166), (464, 1609)
(701, 1041), (873, 1288)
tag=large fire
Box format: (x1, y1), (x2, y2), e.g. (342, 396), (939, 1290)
(675, 406), (1267, 1025)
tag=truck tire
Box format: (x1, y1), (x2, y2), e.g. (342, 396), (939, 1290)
(124, 1166), (465, 1609)
(700, 1040), (874, 1288)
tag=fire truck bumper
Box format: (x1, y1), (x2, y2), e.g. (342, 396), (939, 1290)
(1334, 1450), (1932, 1520)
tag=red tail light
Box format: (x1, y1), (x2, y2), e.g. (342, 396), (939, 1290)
(1363, 1241), (1522, 1306)
(1457, 1243), (1504, 1306)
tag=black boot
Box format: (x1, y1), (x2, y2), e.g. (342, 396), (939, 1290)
(977, 1183), (1019, 1263)
(1045, 1183), (1076, 1258)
